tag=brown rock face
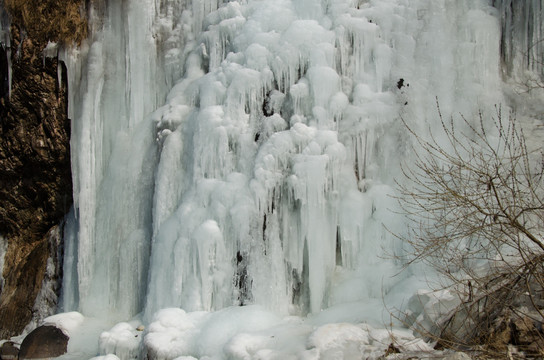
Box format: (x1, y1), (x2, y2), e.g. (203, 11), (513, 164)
(0, 22), (73, 337)
(3, 0), (87, 46)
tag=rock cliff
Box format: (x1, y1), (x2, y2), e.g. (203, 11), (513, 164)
(0, 0), (86, 338)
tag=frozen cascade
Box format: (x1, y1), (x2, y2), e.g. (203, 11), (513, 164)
(60, 0), (195, 319)
(143, 0), (504, 318)
(55, 0), (542, 357)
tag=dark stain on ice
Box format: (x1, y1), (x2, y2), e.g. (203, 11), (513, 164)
(235, 251), (252, 306)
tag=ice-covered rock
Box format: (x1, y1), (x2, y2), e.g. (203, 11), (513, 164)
(404, 289), (462, 335)
(306, 323), (370, 359)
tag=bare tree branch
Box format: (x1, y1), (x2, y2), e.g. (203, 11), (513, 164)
(396, 105), (544, 355)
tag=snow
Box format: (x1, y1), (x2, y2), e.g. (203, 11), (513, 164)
(89, 356), (120, 360)
(43, 312), (85, 336)
(307, 323), (370, 352)
(99, 322), (142, 360)
(141, 304), (438, 359)
(47, 0), (544, 358)
(43, 41), (59, 58)
(145, 306), (281, 359)
(42, 312), (110, 359)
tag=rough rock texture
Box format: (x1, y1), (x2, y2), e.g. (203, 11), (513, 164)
(18, 325), (68, 359)
(0, 20), (73, 337)
(3, 0), (87, 46)
(0, 341), (19, 359)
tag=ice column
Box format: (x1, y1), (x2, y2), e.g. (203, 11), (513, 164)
(61, 0), (189, 320)
(494, 0), (543, 78)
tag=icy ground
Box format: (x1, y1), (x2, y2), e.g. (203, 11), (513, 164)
(44, 306), (442, 360)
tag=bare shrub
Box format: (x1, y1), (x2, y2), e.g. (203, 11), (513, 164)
(398, 103), (544, 356)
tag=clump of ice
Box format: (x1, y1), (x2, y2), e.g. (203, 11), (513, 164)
(144, 308), (205, 359)
(43, 41), (59, 58)
(140, 304), (442, 359)
(99, 322), (143, 360)
(404, 289), (462, 336)
(306, 323), (370, 359)
(145, 306), (282, 359)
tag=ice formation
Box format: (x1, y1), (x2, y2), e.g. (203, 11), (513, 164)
(494, 0), (544, 79)
(53, 0), (543, 358)
(0, 236), (7, 293)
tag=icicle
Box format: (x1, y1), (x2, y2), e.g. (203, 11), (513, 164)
(494, 0), (544, 78)
(0, 235), (7, 293)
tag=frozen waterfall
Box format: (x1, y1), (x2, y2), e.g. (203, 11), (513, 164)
(58, 0), (541, 346)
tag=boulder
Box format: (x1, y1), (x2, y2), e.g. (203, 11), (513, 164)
(0, 341), (19, 360)
(18, 325), (68, 359)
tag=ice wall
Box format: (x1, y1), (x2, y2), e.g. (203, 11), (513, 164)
(62, 0), (510, 323)
(60, 0), (192, 319)
(494, 0), (543, 79)
(143, 0), (505, 319)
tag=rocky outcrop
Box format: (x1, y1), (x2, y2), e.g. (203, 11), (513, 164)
(0, 1), (84, 337)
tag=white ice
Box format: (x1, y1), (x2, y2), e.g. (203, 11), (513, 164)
(50, 0), (544, 359)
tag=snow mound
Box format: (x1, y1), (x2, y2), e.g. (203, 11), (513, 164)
(307, 323), (370, 359)
(145, 306), (281, 359)
(99, 322), (143, 360)
(43, 312), (85, 337)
